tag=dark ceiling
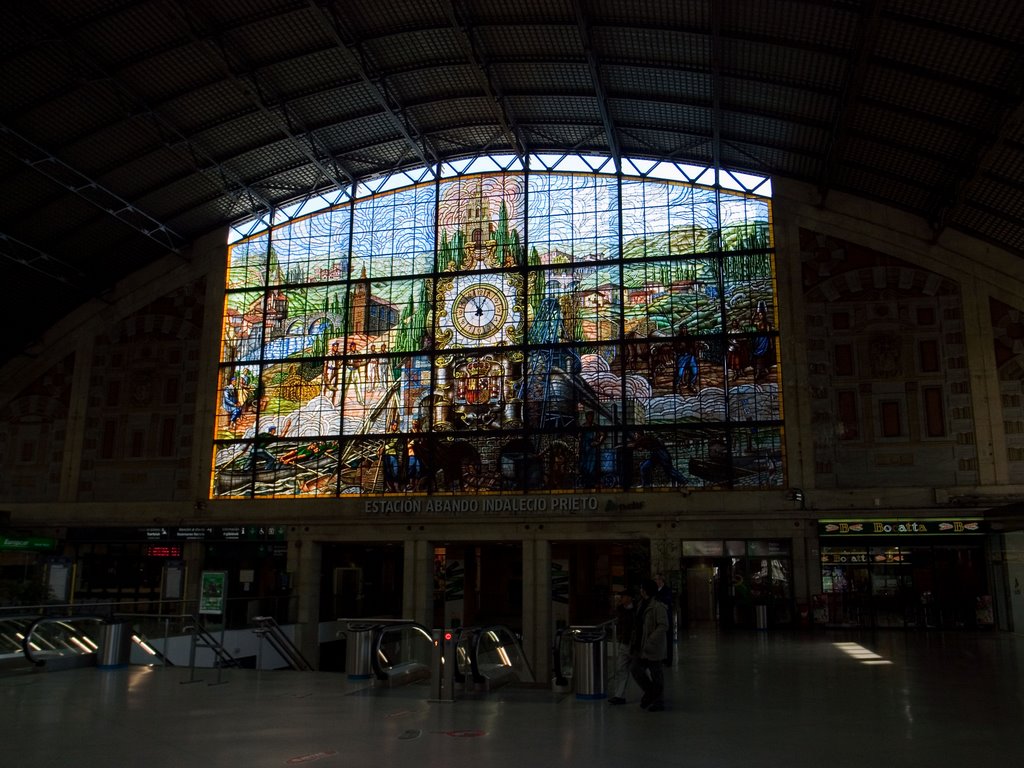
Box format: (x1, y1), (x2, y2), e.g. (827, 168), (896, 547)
(2, 0), (1022, 363)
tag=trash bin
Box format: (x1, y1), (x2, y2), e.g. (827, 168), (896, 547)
(755, 604), (768, 630)
(571, 630), (606, 700)
(98, 622), (132, 668)
(345, 623), (375, 680)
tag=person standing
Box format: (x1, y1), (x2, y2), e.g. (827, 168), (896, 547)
(630, 578), (668, 711)
(322, 340), (342, 406)
(630, 431), (687, 488)
(222, 376), (243, 430)
(379, 421), (403, 492)
(248, 424), (281, 470)
(654, 572), (675, 666)
(607, 589), (636, 705)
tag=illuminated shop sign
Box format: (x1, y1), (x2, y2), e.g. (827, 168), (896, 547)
(821, 548), (909, 564)
(0, 536), (57, 551)
(817, 519), (986, 536)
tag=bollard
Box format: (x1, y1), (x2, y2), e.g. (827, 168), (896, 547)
(345, 623), (375, 680)
(572, 630), (606, 700)
(755, 604), (768, 630)
(98, 622), (132, 669)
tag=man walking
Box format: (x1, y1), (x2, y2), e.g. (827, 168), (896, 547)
(630, 578), (668, 711)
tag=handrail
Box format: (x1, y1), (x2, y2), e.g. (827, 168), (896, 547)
(369, 621), (434, 682)
(252, 616), (312, 671)
(185, 615), (239, 668)
(462, 624), (534, 686)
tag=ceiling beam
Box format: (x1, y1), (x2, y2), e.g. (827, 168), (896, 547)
(166, 0), (355, 195)
(572, 0), (620, 172)
(311, 0), (437, 172)
(816, 0), (883, 202)
(0, 122), (186, 254)
(12, 5), (277, 222)
(927, 57), (1024, 237)
(444, 0), (527, 159)
(0, 230), (85, 287)
(709, 0), (724, 173)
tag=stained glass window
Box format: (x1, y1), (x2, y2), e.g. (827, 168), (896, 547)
(213, 157), (782, 498)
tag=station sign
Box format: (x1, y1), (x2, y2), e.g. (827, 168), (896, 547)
(66, 525), (287, 542)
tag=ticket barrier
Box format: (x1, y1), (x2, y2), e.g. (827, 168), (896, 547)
(571, 628), (606, 700)
(429, 628), (458, 702)
(551, 623), (613, 700)
(340, 619), (434, 685)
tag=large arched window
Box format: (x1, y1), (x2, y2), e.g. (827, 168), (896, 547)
(213, 155), (780, 498)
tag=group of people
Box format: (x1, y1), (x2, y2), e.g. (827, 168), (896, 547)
(608, 573), (675, 712)
(321, 340), (392, 408)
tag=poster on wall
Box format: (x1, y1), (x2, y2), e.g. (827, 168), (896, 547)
(199, 571), (227, 615)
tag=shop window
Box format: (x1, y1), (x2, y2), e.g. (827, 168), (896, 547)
(922, 387), (946, 437)
(19, 439), (36, 464)
(837, 390), (860, 440)
(834, 343), (855, 376)
(100, 419), (117, 459)
(159, 417), (176, 456)
(129, 428), (146, 458)
(164, 376), (180, 404)
(918, 339), (940, 372)
(105, 380), (121, 407)
(879, 400), (903, 438)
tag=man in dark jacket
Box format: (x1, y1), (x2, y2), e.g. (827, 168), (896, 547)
(630, 578), (668, 711)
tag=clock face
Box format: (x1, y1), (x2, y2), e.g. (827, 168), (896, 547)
(453, 284), (508, 340)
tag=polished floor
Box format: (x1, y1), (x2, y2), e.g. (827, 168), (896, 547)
(2, 626), (1021, 768)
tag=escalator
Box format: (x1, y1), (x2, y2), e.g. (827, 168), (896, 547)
(0, 614), (162, 672)
(0, 615), (104, 671)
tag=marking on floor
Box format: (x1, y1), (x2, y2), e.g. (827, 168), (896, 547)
(432, 729), (486, 738)
(285, 750), (337, 764)
(398, 729), (422, 740)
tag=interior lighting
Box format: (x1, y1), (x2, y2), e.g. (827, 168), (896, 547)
(131, 634), (157, 655)
(68, 636), (93, 653)
(484, 631), (513, 667)
(832, 641), (893, 665)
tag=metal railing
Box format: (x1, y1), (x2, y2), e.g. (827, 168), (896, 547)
(253, 615), (312, 671)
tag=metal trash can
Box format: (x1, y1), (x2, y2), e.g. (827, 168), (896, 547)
(344, 623), (375, 680)
(98, 622), (132, 668)
(755, 605), (768, 630)
(571, 630), (606, 700)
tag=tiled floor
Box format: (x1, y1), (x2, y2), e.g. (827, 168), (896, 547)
(2, 626), (1021, 767)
